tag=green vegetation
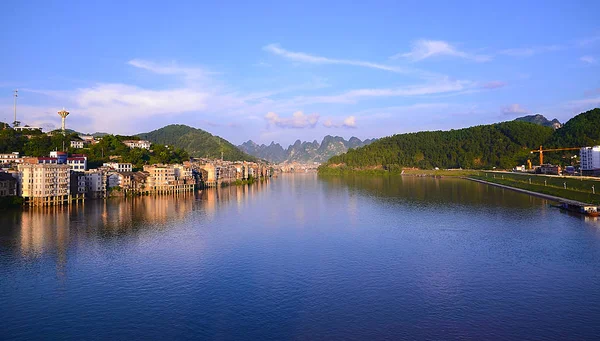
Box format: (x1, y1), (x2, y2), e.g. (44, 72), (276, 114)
(138, 124), (256, 161)
(0, 196), (24, 209)
(320, 108), (600, 173)
(470, 172), (600, 205)
(0, 127), (188, 169)
(546, 108), (600, 148)
(318, 165), (479, 177)
(82, 135), (188, 169)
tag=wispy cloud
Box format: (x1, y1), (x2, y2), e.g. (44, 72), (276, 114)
(567, 97), (600, 106)
(501, 103), (530, 115)
(323, 116), (357, 129)
(499, 44), (564, 57)
(480, 81), (507, 89)
(127, 59), (214, 81)
(580, 55), (597, 64)
(393, 40), (491, 62)
(265, 111), (320, 129)
(577, 35), (600, 47)
(263, 44), (410, 73)
(295, 79), (472, 105)
(584, 88), (600, 97)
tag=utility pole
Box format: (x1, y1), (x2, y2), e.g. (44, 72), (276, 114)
(13, 89), (18, 127)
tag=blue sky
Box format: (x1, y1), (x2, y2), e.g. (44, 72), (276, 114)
(1, 0), (599, 145)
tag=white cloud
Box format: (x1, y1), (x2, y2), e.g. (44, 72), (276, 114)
(577, 35), (600, 47)
(580, 56), (597, 64)
(265, 111), (320, 129)
(263, 44), (410, 73)
(501, 103), (530, 115)
(567, 97), (600, 106)
(296, 79), (471, 105)
(323, 116), (357, 129)
(499, 45), (562, 57)
(394, 40), (491, 62)
(343, 116), (356, 128)
(128, 59), (214, 81)
(480, 81), (507, 89)
(10, 57), (485, 135)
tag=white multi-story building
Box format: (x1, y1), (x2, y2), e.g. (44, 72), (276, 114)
(17, 163), (71, 206)
(67, 156), (87, 171)
(70, 140), (84, 149)
(580, 146), (600, 173)
(0, 152), (22, 164)
(123, 140), (151, 150)
(103, 162), (133, 172)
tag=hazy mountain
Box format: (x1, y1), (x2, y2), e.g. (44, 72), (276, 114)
(138, 124), (256, 161)
(239, 136), (376, 163)
(239, 141), (287, 163)
(514, 114), (562, 129)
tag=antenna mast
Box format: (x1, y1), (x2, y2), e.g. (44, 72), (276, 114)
(13, 89), (18, 127)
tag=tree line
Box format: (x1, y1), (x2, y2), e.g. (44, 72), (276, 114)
(0, 126), (188, 170)
(321, 108), (600, 172)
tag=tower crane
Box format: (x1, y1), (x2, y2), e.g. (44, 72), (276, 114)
(529, 145), (580, 166)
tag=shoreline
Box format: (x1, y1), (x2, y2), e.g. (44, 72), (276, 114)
(465, 177), (590, 205)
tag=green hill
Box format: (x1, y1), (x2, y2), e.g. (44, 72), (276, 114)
(320, 108), (600, 173)
(546, 108), (600, 147)
(138, 124), (256, 161)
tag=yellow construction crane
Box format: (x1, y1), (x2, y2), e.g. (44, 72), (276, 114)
(530, 145), (580, 166)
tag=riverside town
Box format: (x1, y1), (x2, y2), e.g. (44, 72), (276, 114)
(0, 109), (271, 207)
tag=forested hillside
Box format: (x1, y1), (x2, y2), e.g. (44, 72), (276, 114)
(320, 108), (600, 172)
(546, 108), (600, 147)
(0, 128), (188, 169)
(138, 124), (255, 161)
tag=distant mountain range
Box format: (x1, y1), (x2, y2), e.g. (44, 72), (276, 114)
(138, 124), (256, 161)
(514, 114), (562, 129)
(239, 136), (376, 163)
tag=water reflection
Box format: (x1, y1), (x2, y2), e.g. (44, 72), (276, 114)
(320, 174), (550, 207)
(319, 174), (600, 228)
(0, 182), (270, 260)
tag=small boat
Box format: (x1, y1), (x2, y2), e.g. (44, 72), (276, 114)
(559, 202), (600, 217)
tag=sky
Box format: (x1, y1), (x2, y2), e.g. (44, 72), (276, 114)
(1, 0), (600, 146)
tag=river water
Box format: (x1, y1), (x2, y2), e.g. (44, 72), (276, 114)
(1, 174), (600, 340)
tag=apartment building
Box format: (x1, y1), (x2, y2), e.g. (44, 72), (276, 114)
(70, 171), (87, 200)
(85, 169), (107, 199)
(144, 164), (194, 193)
(103, 162), (133, 172)
(0, 152), (23, 165)
(70, 140), (84, 149)
(17, 163), (71, 206)
(580, 146), (600, 175)
(67, 156), (87, 171)
(123, 140), (151, 150)
(0, 172), (17, 197)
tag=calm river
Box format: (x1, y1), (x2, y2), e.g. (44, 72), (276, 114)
(1, 174), (600, 340)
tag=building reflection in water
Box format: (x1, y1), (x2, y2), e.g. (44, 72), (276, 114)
(0, 181), (270, 273)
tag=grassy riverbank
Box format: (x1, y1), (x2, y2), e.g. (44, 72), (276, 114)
(469, 172), (600, 205)
(317, 166), (479, 177)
